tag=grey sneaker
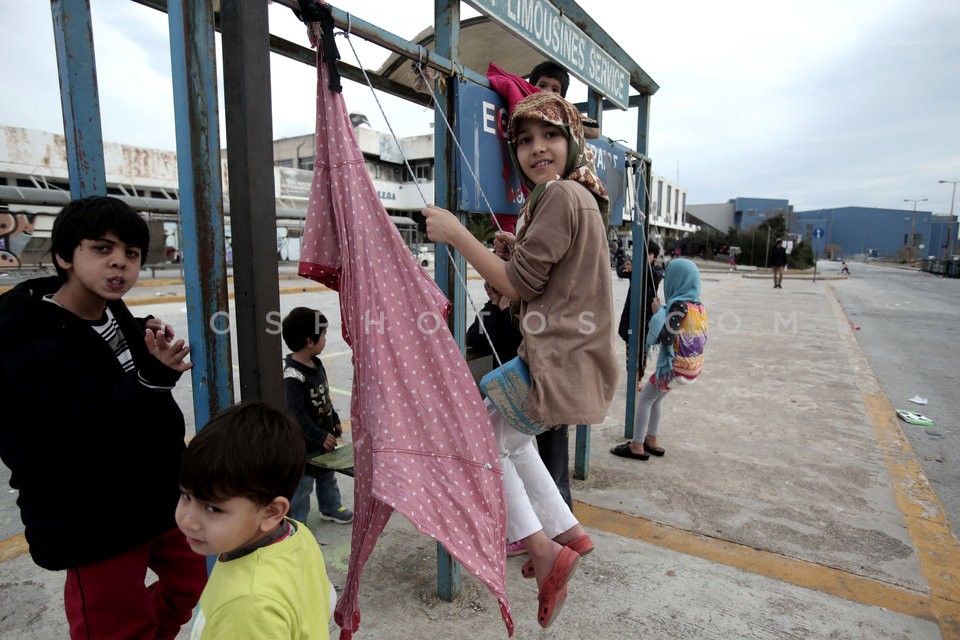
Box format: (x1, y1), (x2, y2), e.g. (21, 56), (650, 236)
(319, 506), (354, 524)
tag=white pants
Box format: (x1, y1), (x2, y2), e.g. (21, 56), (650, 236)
(486, 398), (578, 542)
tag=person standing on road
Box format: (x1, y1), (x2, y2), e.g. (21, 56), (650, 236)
(0, 196), (206, 639)
(611, 259), (708, 460)
(769, 239), (788, 288)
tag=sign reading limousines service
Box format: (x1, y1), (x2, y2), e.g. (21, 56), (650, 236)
(455, 79), (626, 224)
(465, 0), (630, 109)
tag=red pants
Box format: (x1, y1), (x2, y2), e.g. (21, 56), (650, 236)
(63, 528), (207, 640)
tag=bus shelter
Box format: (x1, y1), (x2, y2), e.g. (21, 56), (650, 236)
(45, 0), (658, 603)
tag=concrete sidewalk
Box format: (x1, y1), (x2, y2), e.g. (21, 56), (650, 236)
(1, 271), (958, 639)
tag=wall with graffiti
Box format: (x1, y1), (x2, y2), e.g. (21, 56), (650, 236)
(0, 212), (41, 269)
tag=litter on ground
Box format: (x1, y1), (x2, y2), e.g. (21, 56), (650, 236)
(895, 409), (934, 426)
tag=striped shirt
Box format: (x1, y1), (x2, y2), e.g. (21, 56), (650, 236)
(91, 307), (135, 372)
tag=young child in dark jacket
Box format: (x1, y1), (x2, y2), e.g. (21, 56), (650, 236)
(282, 307), (353, 524)
(0, 196), (206, 639)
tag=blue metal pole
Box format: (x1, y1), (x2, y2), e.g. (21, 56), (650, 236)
(433, 0), (463, 603)
(50, 0), (106, 198)
(573, 89), (608, 477)
(625, 94), (652, 439)
(167, 0), (233, 430)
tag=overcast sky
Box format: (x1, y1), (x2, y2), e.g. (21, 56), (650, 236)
(1, 0), (958, 214)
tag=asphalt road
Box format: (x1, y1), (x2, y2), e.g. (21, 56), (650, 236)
(826, 259), (960, 538)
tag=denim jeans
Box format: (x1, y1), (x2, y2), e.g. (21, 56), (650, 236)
(289, 450), (343, 522)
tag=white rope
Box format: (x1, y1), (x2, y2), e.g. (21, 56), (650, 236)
(413, 60), (504, 233)
(339, 30), (508, 371)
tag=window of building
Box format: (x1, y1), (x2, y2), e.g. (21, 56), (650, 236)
(275, 159), (294, 168)
(667, 185), (672, 213)
(657, 181), (663, 216)
(415, 164), (433, 181)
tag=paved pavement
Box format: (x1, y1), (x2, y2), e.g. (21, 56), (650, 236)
(1, 262), (958, 639)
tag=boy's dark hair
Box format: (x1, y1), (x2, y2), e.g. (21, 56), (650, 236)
(50, 196), (150, 280)
(528, 61), (570, 98)
(648, 240), (661, 259)
(180, 400), (305, 505)
(282, 306), (328, 351)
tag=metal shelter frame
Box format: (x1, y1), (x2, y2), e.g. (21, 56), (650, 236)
(46, 0), (657, 601)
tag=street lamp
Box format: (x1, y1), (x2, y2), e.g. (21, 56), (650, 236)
(939, 179), (958, 259)
(904, 197), (928, 262)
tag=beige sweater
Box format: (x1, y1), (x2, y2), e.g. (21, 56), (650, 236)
(505, 180), (619, 425)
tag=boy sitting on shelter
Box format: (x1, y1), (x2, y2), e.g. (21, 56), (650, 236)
(177, 400), (335, 639)
(282, 306), (354, 524)
(528, 61), (600, 138)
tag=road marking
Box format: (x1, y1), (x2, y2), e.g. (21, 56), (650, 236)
(0, 533), (29, 563)
(827, 286), (960, 637)
(574, 500), (935, 621)
(123, 282), (331, 307)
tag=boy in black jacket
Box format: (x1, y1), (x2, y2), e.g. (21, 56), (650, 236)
(0, 196), (206, 639)
(282, 307), (353, 524)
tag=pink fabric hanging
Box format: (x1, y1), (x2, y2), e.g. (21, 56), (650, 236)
(485, 62), (539, 115)
(298, 23), (513, 640)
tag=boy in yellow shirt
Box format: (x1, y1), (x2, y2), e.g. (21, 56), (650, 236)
(176, 401), (335, 639)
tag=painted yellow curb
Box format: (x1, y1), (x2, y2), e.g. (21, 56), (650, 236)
(825, 285), (960, 638)
(574, 500), (935, 622)
(0, 533), (29, 563)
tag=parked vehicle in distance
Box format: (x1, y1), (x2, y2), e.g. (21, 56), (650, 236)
(417, 246), (435, 268)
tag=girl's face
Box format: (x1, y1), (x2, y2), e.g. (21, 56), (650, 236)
(513, 119), (568, 186)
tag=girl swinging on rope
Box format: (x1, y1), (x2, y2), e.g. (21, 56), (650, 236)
(423, 92), (618, 629)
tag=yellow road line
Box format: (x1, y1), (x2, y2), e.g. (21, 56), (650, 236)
(822, 286), (960, 637)
(123, 283), (331, 307)
(574, 500), (935, 621)
(0, 533), (29, 563)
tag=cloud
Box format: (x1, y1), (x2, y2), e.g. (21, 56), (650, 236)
(1, 0), (958, 214)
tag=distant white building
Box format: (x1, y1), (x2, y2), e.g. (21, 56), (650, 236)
(0, 121), (697, 267)
(647, 173), (697, 249)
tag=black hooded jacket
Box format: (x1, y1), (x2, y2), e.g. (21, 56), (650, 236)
(0, 277), (186, 570)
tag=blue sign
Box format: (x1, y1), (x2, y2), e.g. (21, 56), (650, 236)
(464, 0), (630, 109)
(454, 79), (626, 224)
(585, 138), (626, 225)
(454, 80), (523, 215)
(813, 227), (825, 239)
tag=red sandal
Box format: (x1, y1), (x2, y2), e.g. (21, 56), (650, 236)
(537, 546), (580, 628)
(522, 534), (593, 578)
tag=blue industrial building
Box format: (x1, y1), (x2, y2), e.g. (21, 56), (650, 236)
(790, 206), (955, 260)
(688, 197), (955, 261)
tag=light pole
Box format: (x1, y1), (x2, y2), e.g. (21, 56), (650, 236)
(904, 198), (928, 262)
(939, 179), (958, 259)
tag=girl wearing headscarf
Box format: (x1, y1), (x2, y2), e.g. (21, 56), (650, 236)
(611, 258), (707, 460)
(423, 92), (618, 629)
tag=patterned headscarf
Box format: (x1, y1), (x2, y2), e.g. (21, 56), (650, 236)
(507, 92), (609, 239)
